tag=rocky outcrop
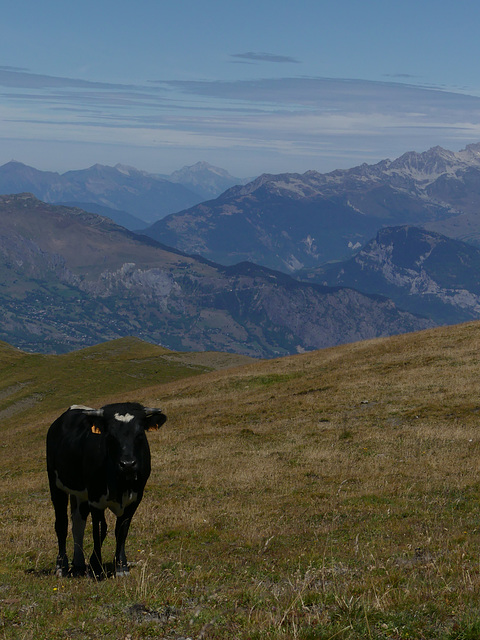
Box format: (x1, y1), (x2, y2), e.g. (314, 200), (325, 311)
(312, 226), (480, 324)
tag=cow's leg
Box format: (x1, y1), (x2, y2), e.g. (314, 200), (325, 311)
(89, 507), (107, 579)
(49, 483), (69, 577)
(114, 503), (138, 577)
(70, 496), (89, 576)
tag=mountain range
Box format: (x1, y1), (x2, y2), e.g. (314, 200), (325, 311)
(0, 160), (245, 228)
(5, 143), (480, 356)
(143, 142), (480, 272)
(0, 193), (430, 356)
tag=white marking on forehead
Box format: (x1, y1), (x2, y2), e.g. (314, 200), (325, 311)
(114, 412), (135, 423)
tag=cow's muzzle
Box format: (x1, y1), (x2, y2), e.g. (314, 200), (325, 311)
(119, 459), (138, 479)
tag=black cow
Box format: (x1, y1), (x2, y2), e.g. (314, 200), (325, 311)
(46, 402), (166, 578)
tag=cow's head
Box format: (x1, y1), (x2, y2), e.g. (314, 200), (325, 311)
(78, 403), (166, 480)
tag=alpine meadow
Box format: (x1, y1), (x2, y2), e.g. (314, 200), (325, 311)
(2, 323), (480, 639)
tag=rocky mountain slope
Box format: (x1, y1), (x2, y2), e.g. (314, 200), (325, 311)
(144, 143), (480, 272)
(0, 194), (430, 356)
(144, 176), (382, 271)
(304, 225), (480, 324)
(0, 161), (244, 228)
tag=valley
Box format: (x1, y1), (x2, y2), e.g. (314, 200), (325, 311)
(0, 194), (430, 357)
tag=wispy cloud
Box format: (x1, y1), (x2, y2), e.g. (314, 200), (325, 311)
(2, 68), (480, 174)
(0, 65), (30, 73)
(230, 52), (301, 64)
(0, 67), (143, 91)
(383, 73), (420, 79)
(161, 75), (480, 120)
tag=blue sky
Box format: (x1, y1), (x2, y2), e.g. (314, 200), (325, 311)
(2, 0), (480, 177)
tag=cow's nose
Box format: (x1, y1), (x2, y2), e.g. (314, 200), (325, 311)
(120, 459), (137, 471)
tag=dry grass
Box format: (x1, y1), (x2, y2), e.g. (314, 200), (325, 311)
(3, 323), (480, 638)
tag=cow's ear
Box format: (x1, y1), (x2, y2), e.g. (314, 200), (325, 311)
(80, 408), (104, 435)
(144, 408), (167, 431)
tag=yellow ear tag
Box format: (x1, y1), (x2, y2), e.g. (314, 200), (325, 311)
(91, 424), (101, 435)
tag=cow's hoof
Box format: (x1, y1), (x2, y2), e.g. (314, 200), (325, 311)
(88, 560), (105, 580)
(115, 564), (130, 577)
(71, 563), (87, 577)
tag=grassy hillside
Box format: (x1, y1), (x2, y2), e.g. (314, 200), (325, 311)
(0, 336), (253, 420)
(2, 325), (480, 638)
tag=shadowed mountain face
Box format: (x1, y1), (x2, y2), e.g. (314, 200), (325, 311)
(144, 180), (382, 271)
(143, 143), (480, 272)
(303, 225), (480, 324)
(0, 194), (430, 356)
